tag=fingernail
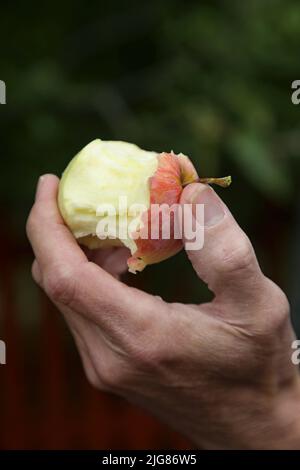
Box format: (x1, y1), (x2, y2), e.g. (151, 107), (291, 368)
(190, 186), (225, 227)
(35, 175), (45, 200)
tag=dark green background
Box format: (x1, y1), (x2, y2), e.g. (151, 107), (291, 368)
(1, 0), (300, 331)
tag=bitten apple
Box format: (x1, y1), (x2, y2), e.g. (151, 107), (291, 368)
(58, 139), (231, 273)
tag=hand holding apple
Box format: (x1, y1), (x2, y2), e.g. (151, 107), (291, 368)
(58, 139), (231, 273)
(27, 174), (300, 449)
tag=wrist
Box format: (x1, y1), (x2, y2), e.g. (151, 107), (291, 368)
(265, 376), (300, 449)
(239, 376), (300, 450)
(192, 375), (300, 450)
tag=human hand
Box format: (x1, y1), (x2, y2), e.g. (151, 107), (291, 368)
(26, 174), (300, 449)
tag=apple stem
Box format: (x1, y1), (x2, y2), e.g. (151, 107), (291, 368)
(184, 176), (232, 188)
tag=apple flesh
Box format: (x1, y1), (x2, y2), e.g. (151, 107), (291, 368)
(58, 139), (230, 273)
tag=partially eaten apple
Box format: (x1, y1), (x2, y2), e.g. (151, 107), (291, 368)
(58, 139), (231, 273)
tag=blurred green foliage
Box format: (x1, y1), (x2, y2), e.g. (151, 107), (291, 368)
(1, 0), (300, 204)
(0, 0), (300, 304)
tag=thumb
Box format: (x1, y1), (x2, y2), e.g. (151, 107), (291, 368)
(180, 183), (266, 306)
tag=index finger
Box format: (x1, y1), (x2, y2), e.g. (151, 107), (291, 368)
(27, 174), (87, 270)
(26, 174), (161, 334)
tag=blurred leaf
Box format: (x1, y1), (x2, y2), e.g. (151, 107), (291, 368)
(230, 131), (292, 201)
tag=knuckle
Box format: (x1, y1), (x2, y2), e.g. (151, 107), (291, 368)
(97, 362), (131, 391)
(84, 367), (100, 390)
(44, 266), (77, 305)
(264, 282), (290, 333)
(218, 236), (255, 277)
(27, 202), (50, 241)
(251, 280), (291, 343)
(26, 218), (32, 240)
(26, 204), (40, 239)
(31, 260), (42, 286)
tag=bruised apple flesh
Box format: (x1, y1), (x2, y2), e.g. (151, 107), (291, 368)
(58, 139), (231, 273)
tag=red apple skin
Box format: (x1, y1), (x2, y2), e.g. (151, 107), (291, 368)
(127, 152), (198, 273)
